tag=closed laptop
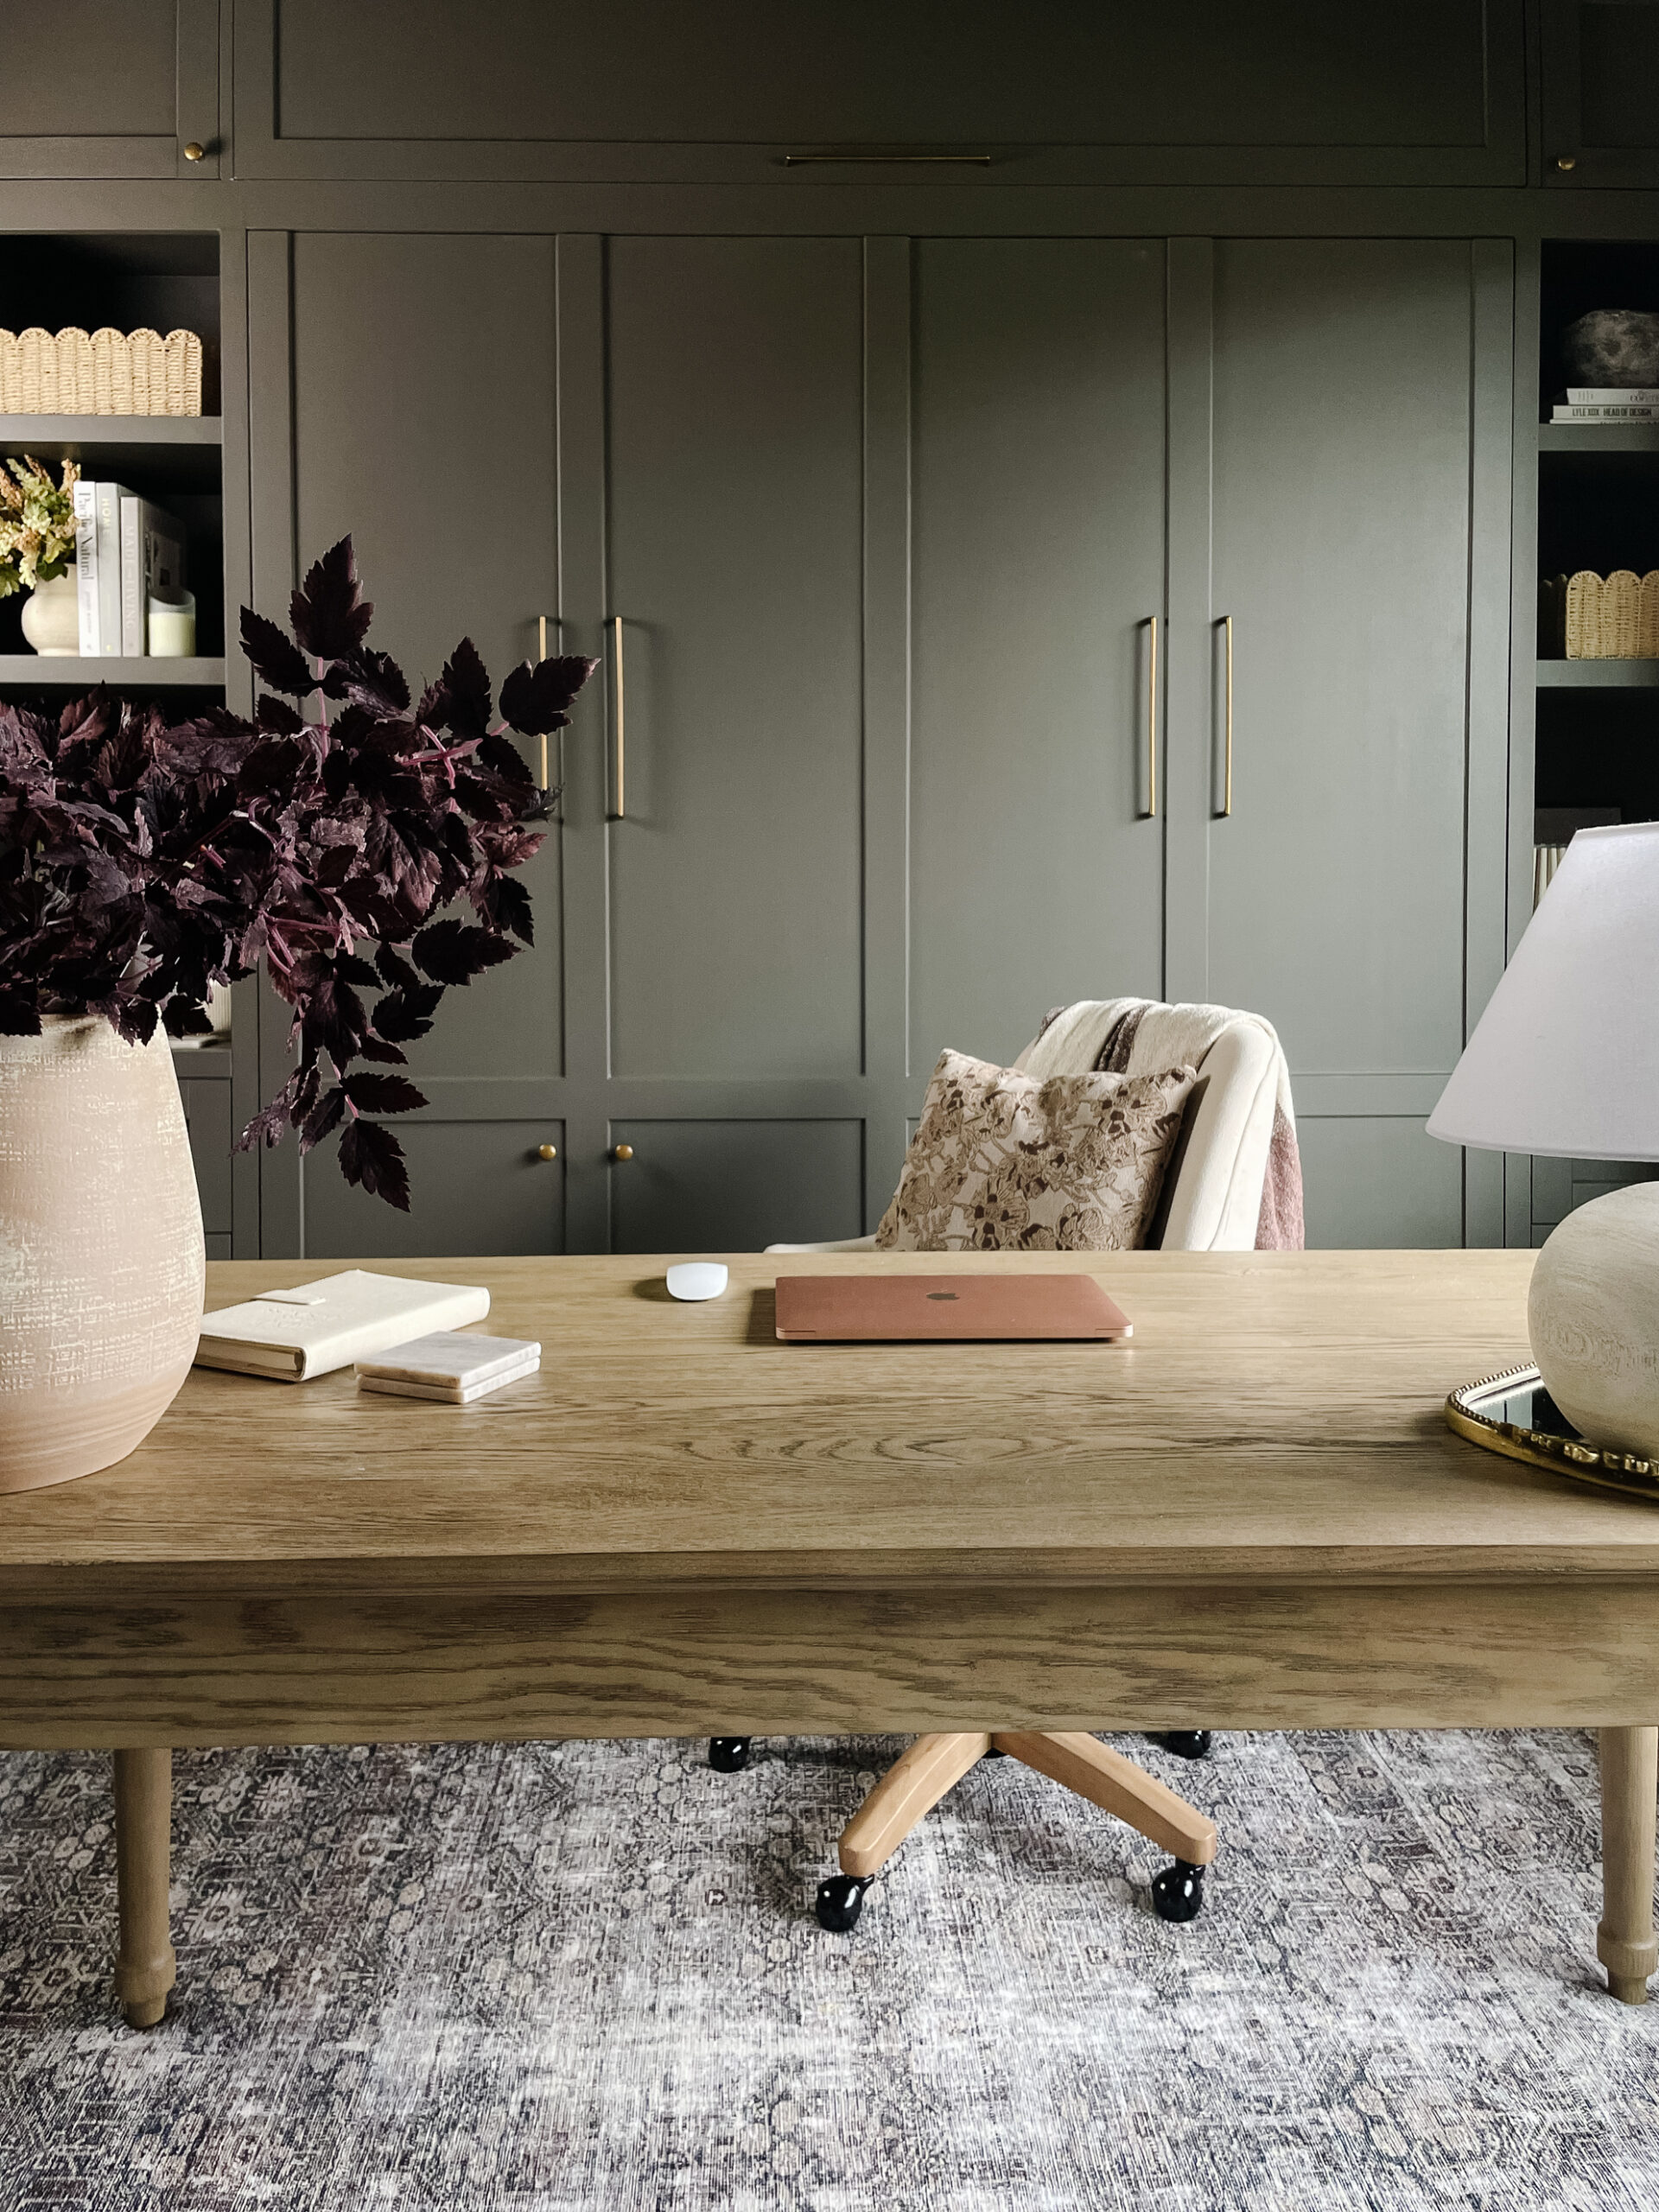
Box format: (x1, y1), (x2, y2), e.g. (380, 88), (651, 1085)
(773, 1272), (1131, 1343)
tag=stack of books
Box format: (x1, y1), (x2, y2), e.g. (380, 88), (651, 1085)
(70, 480), (185, 655)
(1551, 387), (1659, 423)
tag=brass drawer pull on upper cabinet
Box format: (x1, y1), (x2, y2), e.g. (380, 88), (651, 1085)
(608, 614), (626, 822)
(1222, 614), (1234, 818)
(1144, 614), (1159, 819)
(536, 1143), (558, 1161)
(612, 1143), (634, 1162)
(183, 142), (206, 162)
(780, 151), (995, 166)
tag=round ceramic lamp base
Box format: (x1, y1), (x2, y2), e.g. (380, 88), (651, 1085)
(1529, 1181), (1659, 1461)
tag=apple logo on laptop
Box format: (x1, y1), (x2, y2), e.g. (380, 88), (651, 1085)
(926, 1292), (959, 1301)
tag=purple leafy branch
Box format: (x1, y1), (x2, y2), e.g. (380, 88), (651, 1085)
(0, 535), (596, 1208)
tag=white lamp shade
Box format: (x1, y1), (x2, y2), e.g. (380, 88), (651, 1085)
(1427, 820), (1659, 1160)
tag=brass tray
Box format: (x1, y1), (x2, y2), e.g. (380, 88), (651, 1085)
(1446, 1365), (1659, 1503)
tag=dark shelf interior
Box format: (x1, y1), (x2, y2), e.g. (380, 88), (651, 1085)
(0, 416), (223, 492)
(0, 234), (221, 414)
(1539, 239), (1659, 423)
(1536, 686), (1659, 826)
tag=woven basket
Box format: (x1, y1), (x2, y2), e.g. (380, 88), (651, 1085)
(1565, 569), (1659, 658)
(0, 327), (203, 416)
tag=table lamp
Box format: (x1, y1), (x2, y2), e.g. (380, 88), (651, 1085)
(1427, 821), (1659, 1457)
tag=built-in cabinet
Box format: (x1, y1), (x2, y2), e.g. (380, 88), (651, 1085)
(231, 0), (1523, 189)
(246, 227), (1514, 1256)
(1542, 1), (1659, 187)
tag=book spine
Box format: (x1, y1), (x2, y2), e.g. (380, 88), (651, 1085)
(119, 495), (143, 656)
(1552, 404), (1659, 421)
(1567, 387), (1659, 404)
(95, 482), (123, 658)
(72, 480), (99, 654)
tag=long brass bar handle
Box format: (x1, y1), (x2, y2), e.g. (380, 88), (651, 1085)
(1145, 614), (1159, 820)
(1222, 614), (1234, 818)
(608, 614), (626, 822)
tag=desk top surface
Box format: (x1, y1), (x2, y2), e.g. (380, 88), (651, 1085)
(5, 1248), (1656, 1599)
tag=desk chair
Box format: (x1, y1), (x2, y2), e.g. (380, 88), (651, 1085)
(719, 1001), (1295, 1932)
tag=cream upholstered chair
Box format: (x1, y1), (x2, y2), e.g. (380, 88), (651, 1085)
(714, 1002), (1293, 1933)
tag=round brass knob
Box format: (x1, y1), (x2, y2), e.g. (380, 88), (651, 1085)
(612, 1143), (634, 1162)
(1555, 154), (1578, 171)
(536, 1143), (558, 1161)
(183, 142), (207, 162)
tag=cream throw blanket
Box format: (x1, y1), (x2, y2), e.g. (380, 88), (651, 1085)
(1018, 1000), (1304, 1251)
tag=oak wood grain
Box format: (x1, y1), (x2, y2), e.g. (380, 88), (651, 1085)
(9, 1249), (1656, 1605)
(8, 1579), (1659, 1751)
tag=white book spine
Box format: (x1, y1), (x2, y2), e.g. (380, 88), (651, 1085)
(1553, 403), (1659, 421)
(73, 480), (99, 654)
(95, 482), (126, 658)
(119, 495), (144, 656)
(1566, 387), (1659, 404)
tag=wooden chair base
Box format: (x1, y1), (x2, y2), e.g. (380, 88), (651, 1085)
(836, 1729), (1217, 1882)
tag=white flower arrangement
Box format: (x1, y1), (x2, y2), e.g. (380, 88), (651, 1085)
(0, 456), (79, 597)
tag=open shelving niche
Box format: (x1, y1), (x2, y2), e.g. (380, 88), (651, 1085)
(1530, 240), (1659, 1241)
(0, 233), (245, 1257)
(0, 233), (225, 679)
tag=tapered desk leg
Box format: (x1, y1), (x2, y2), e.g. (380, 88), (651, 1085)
(1598, 1726), (1658, 2005)
(113, 1749), (175, 2028)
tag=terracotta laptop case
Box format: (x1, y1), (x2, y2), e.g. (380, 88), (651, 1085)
(773, 1273), (1132, 1343)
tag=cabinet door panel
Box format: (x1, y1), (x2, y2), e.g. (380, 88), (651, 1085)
(1208, 241), (1474, 1082)
(289, 232), (563, 1084)
(1299, 1118), (1463, 1249)
(910, 239), (1166, 1075)
(1543, 1), (1659, 185)
(608, 1121), (863, 1255)
(243, 0), (1520, 187)
(606, 238), (864, 1082)
(176, 1077), (233, 1238)
(1, 0), (218, 180)
(305, 1123), (564, 1260)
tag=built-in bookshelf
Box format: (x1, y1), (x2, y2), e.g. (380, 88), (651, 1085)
(0, 232), (245, 1253)
(1531, 241), (1659, 1241)
(0, 233), (223, 669)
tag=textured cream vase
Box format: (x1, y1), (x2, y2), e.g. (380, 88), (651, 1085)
(19, 567), (80, 655)
(1529, 1181), (1659, 1460)
(0, 1017), (204, 1493)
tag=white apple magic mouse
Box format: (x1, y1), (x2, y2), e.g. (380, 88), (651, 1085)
(666, 1262), (728, 1301)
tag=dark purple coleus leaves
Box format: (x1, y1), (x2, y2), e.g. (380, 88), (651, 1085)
(0, 535), (597, 1209)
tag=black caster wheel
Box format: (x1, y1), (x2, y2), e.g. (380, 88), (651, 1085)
(815, 1872), (873, 1932)
(1149, 1731), (1212, 1760)
(1150, 1859), (1207, 1923)
(708, 1736), (751, 1773)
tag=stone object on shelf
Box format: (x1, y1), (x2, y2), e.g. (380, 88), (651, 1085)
(1562, 308), (1659, 388)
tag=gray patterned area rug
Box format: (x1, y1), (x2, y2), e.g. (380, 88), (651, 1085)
(1, 1728), (1656, 2211)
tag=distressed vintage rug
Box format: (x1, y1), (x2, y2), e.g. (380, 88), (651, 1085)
(1, 1728), (1656, 2210)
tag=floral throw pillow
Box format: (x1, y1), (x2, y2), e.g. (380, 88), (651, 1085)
(874, 1050), (1198, 1253)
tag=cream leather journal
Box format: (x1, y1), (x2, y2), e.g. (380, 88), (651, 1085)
(195, 1271), (492, 1382)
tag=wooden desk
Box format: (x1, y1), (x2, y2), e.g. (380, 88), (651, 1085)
(3, 1249), (1657, 2022)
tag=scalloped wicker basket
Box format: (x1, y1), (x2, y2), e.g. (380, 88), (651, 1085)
(1565, 568), (1659, 658)
(0, 327), (203, 416)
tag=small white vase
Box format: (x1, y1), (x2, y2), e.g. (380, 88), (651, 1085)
(20, 566), (81, 655)
(1529, 1181), (1659, 1459)
(0, 1017), (205, 1493)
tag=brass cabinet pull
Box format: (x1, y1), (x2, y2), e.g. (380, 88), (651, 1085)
(183, 142), (206, 162)
(1555, 154), (1578, 172)
(536, 615), (555, 798)
(611, 1142), (634, 1162)
(1222, 614), (1234, 818)
(536, 1143), (558, 1161)
(781, 151), (994, 166)
(1144, 614), (1159, 819)
(608, 614), (626, 821)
